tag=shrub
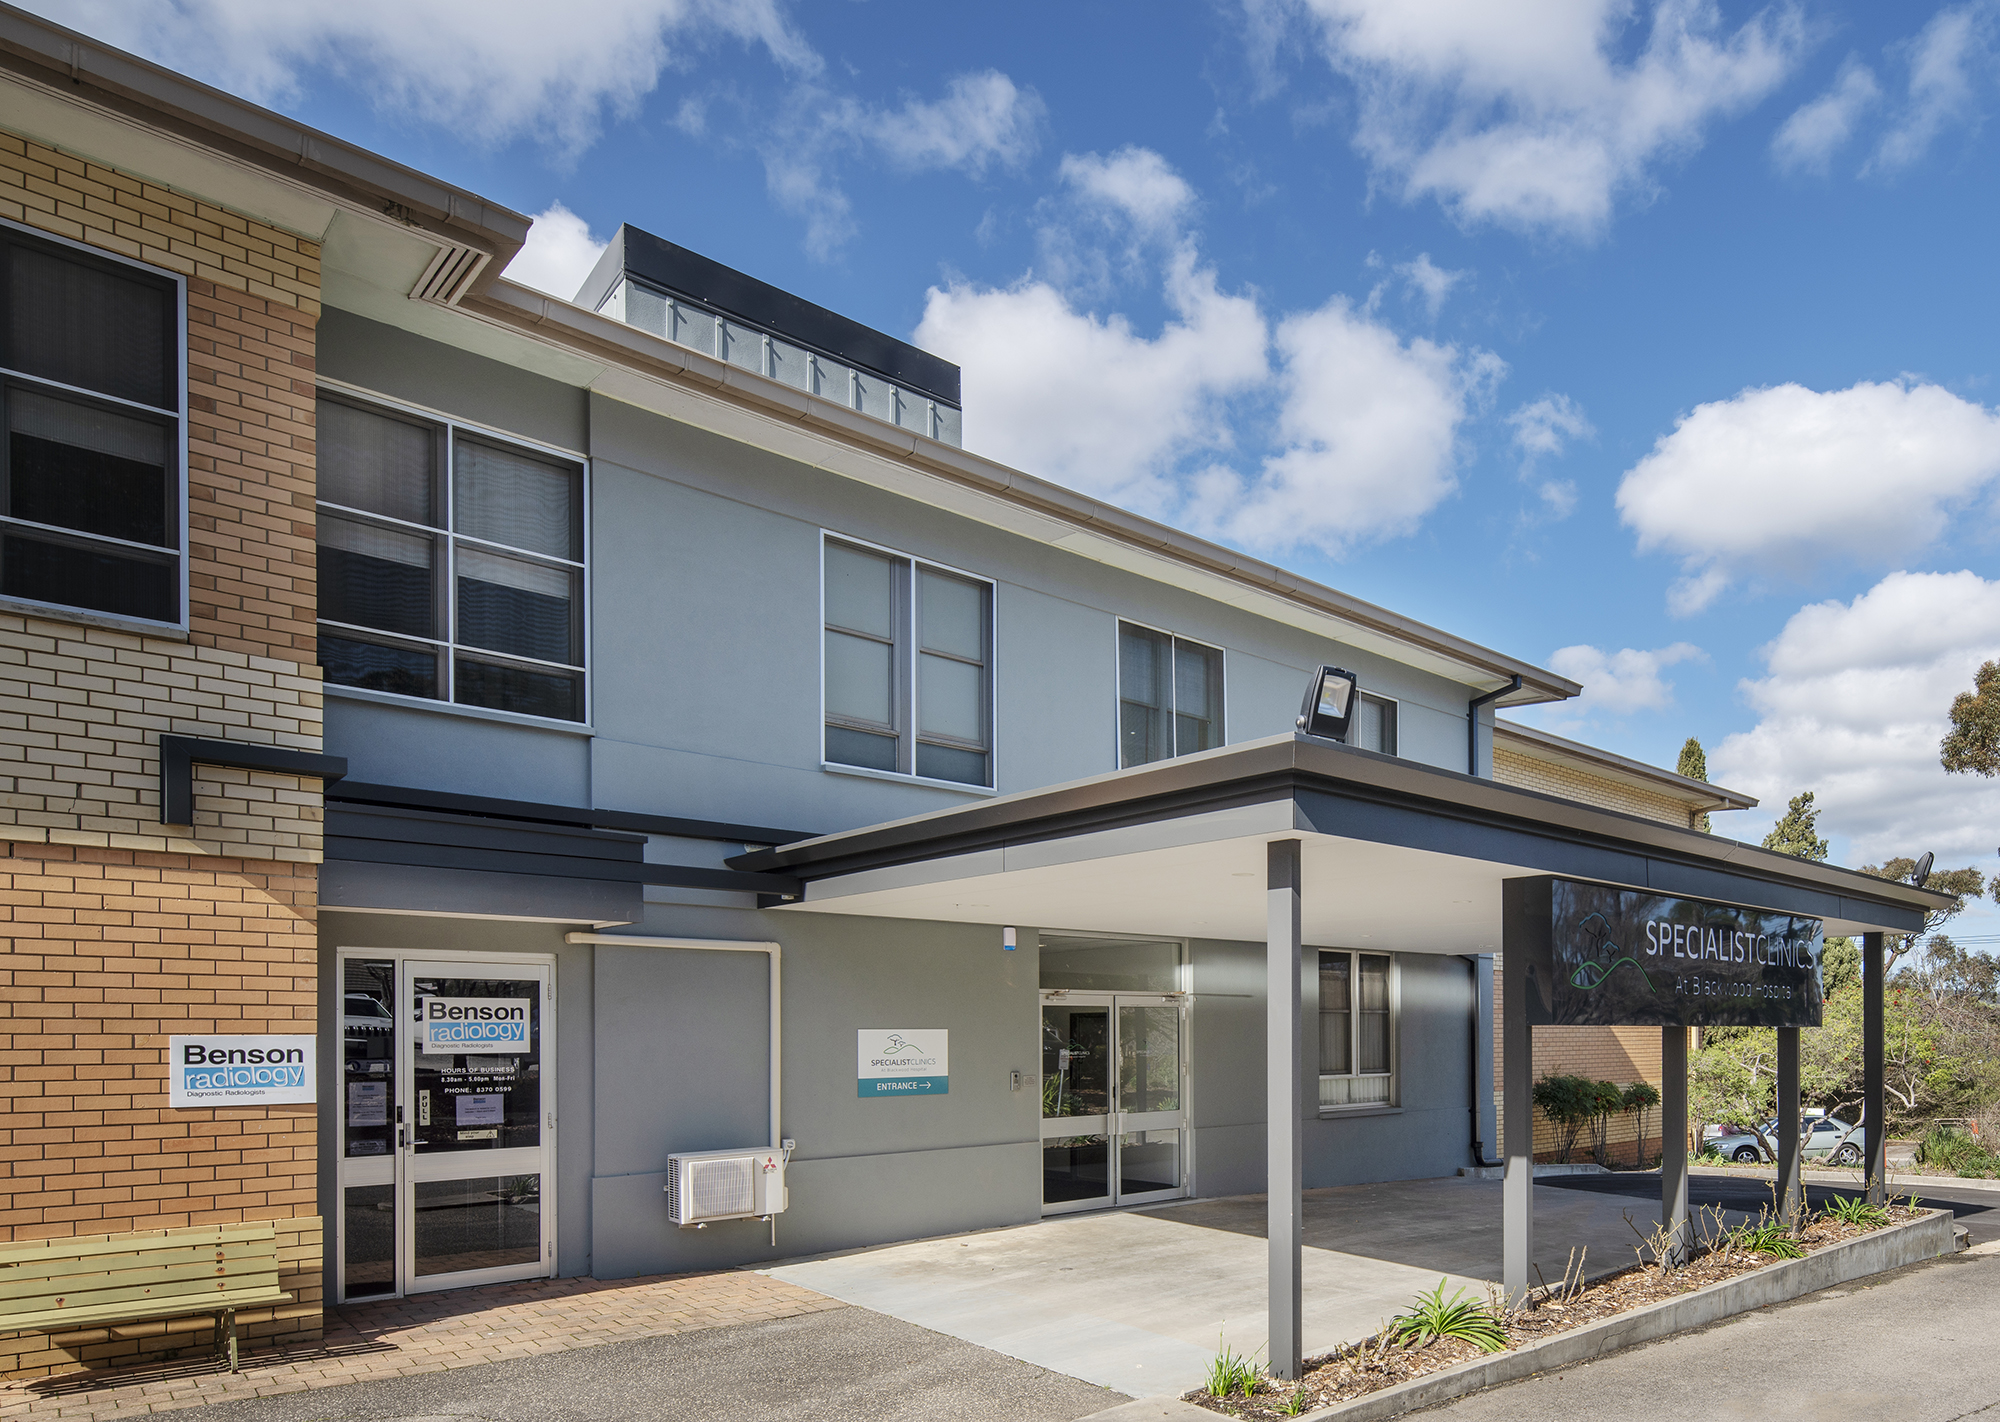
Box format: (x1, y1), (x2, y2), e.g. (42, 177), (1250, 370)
(1819, 1195), (1890, 1228)
(1533, 1075), (1600, 1163)
(1388, 1280), (1508, 1353)
(1915, 1126), (2000, 1178)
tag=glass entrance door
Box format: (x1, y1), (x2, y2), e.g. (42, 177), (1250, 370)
(1041, 992), (1187, 1213)
(337, 952), (555, 1302)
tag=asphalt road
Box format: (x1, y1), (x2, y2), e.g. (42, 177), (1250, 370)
(1540, 1170), (2000, 1245)
(165, 1306), (1124, 1422)
(1415, 1247), (2000, 1420)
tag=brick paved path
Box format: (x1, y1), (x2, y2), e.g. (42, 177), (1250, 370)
(0, 1270), (842, 1420)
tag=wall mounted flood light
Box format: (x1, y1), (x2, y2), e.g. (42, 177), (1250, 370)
(1297, 665), (1359, 741)
(1912, 852), (1934, 889)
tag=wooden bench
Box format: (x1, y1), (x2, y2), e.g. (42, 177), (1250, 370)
(0, 1223), (292, 1373)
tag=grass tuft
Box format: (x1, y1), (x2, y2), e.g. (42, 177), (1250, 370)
(1203, 1338), (1262, 1399)
(1819, 1195), (1891, 1228)
(1387, 1279), (1508, 1353)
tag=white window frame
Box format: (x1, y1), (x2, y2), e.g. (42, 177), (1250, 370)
(1113, 618), (1228, 769)
(1316, 948), (1400, 1114)
(314, 380), (592, 728)
(1347, 690), (1399, 757)
(0, 216), (189, 635)
(818, 529), (997, 792)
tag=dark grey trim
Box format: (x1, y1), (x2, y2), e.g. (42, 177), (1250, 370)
(1466, 675), (1522, 775)
(575, 225), (959, 405)
(728, 734), (1949, 932)
(328, 779), (816, 846)
(159, 735), (347, 825)
(320, 860), (639, 924)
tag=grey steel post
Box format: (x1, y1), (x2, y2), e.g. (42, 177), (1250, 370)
(1266, 838), (1304, 1380)
(1501, 939), (1532, 1305)
(1661, 1026), (1689, 1265)
(1863, 931), (1886, 1204)
(1777, 1027), (1801, 1227)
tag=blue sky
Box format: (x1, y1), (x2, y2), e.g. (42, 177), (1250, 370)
(38, 0), (2000, 931)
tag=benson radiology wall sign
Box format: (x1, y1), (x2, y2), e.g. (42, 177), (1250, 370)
(1510, 877), (1825, 1029)
(169, 1035), (316, 1107)
(857, 1029), (948, 1097)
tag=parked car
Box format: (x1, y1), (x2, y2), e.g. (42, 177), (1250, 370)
(1800, 1115), (1864, 1166)
(1702, 1114), (1862, 1164)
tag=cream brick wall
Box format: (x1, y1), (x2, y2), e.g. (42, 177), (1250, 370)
(1494, 746), (1694, 829)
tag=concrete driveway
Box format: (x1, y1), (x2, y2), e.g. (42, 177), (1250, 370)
(765, 1175), (1709, 1396)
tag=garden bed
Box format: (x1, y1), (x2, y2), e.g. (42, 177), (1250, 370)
(1184, 1199), (1931, 1420)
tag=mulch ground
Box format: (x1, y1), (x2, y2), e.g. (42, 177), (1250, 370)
(1186, 1203), (1928, 1419)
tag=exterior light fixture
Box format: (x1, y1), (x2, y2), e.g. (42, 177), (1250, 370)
(1912, 852), (1934, 889)
(1297, 665), (1359, 741)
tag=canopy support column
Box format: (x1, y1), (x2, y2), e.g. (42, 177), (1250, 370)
(1266, 838), (1304, 1381)
(1864, 931), (1887, 1203)
(1662, 1027), (1688, 1265)
(1777, 1027), (1802, 1227)
(1501, 914), (1532, 1306)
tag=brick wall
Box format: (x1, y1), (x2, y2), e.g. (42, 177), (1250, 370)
(1493, 746), (1694, 829)
(0, 127), (325, 1378)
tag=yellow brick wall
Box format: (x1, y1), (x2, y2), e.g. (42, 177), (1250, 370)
(0, 125), (325, 1377)
(1493, 746), (1694, 829)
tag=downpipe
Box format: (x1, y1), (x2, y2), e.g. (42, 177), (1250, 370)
(1467, 953), (1503, 1168)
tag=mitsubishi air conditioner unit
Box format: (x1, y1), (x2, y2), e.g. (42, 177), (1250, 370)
(665, 1147), (788, 1226)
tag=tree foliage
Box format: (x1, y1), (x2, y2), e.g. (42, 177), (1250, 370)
(1677, 736), (1711, 833)
(1862, 858), (1984, 968)
(1942, 660), (2000, 778)
(1762, 791), (1829, 862)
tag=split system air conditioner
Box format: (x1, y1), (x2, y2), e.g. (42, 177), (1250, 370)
(665, 1146), (789, 1226)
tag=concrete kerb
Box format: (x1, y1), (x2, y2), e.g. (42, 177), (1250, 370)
(1079, 1209), (1957, 1422)
(1689, 1163), (2000, 1196)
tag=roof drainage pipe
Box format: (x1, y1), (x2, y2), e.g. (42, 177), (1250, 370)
(1465, 675), (1524, 776)
(1467, 954), (1503, 1168)
(563, 933), (783, 1152)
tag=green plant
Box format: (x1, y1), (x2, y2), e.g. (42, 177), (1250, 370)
(1533, 1075), (1602, 1163)
(1277, 1385), (1310, 1415)
(1725, 1220), (1804, 1259)
(1819, 1195), (1891, 1228)
(1623, 1082), (1661, 1169)
(1915, 1126), (2000, 1178)
(1388, 1279), (1507, 1353)
(1203, 1338), (1261, 1399)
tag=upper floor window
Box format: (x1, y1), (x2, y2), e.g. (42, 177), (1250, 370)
(1118, 622), (1223, 768)
(0, 224), (182, 626)
(822, 535), (992, 788)
(1320, 949), (1397, 1109)
(1348, 692), (1398, 756)
(316, 391), (587, 722)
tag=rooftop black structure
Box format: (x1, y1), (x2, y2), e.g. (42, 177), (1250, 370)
(574, 224), (960, 408)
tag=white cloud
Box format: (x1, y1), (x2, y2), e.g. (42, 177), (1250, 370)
(1270, 0), (1807, 239)
(502, 204), (609, 302)
(1394, 253), (1465, 318)
(1507, 392), (1593, 519)
(1616, 380), (2000, 614)
(1771, 60), (1881, 174)
(1713, 570), (2000, 866)
(1541, 642), (1706, 720)
(1058, 148), (1199, 237)
(37, 0), (817, 153)
(1869, 4), (1992, 174)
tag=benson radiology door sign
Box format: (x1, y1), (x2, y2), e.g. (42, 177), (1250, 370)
(422, 998), (532, 1053)
(169, 1035), (316, 1107)
(857, 1029), (948, 1097)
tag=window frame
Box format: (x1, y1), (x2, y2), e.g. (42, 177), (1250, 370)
(1315, 948), (1401, 1115)
(0, 216), (189, 634)
(1113, 618), (1228, 769)
(1347, 689), (1400, 757)
(313, 380), (592, 728)
(818, 529), (997, 792)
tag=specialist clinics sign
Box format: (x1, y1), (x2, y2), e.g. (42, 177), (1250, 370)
(857, 1029), (948, 1097)
(1515, 879), (1825, 1029)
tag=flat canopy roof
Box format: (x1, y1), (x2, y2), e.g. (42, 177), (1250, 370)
(733, 735), (1951, 945)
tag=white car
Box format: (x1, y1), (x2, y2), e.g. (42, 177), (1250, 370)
(1703, 1115), (1862, 1165)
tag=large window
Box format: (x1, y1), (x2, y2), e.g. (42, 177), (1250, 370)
(822, 536), (992, 787)
(1319, 950), (1396, 1109)
(316, 391), (587, 722)
(0, 224), (182, 625)
(1118, 622), (1223, 768)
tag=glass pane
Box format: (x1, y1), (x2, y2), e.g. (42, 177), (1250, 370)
(454, 657), (582, 721)
(321, 632), (439, 699)
(343, 959), (395, 1159)
(918, 653), (981, 743)
(317, 398), (436, 526)
(1358, 953), (1391, 1074)
(1119, 1130), (1180, 1196)
(1119, 624), (1171, 767)
(342, 1184), (395, 1299)
(915, 742), (986, 785)
(1041, 1005), (1110, 1119)
(1173, 640), (1223, 754)
(1043, 1137), (1110, 1205)
(1321, 1074), (1393, 1108)
(453, 438), (579, 560)
(918, 570), (983, 659)
(2, 531), (175, 622)
(455, 547), (577, 665)
(409, 974), (541, 1156)
(412, 1175), (541, 1277)
(827, 724), (896, 772)
(824, 542), (894, 638)
(319, 512), (436, 639)
(1119, 1005), (1181, 1114)
(1351, 697), (1385, 753)
(8, 240), (173, 408)
(825, 629), (892, 726)
(1040, 937), (1179, 992)
(1319, 952), (1351, 1075)
(8, 388), (172, 546)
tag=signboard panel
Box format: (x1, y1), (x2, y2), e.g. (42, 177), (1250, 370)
(169, 1035), (316, 1107)
(857, 1029), (948, 1097)
(420, 997), (532, 1053)
(1525, 880), (1824, 1029)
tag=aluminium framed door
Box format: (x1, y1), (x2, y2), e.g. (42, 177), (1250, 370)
(1040, 991), (1188, 1214)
